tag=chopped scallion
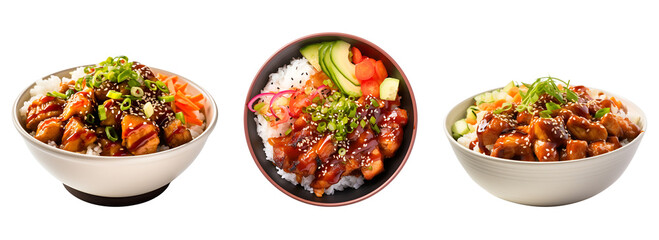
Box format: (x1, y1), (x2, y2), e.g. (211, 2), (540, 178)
(106, 90), (123, 100)
(98, 105), (107, 121)
(105, 126), (119, 142)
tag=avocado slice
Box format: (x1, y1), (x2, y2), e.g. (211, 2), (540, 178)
(330, 40), (359, 86)
(300, 43), (322, 72)
(323, 42), (361, 97)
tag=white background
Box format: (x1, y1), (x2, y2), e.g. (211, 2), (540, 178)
(1, 0), (657, 239)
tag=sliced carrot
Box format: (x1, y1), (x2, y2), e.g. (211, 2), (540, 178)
(176, 104), (197, 118)
(610, 97), (623, 109)
(176, 99), (200, 112)
(175, 82), (188, 92)
(465, 118), (477, 125)
(355, 58), (375, 82)
(192, 101), (204, 109)
(189, 93), (204, 102)
(478, 102), (492, 111)
(157, 73), (168, 81)
(185, 115), (203, 126)
(176, 91), (200, 110)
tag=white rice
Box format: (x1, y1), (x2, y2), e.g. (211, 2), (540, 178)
(21, 66), (206, 155)
(254, 58), (365, 195)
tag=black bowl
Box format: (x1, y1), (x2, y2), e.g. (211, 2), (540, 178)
(244, 32), (417, 206)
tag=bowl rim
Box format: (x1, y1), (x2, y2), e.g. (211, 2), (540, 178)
(12, 65), (219, 163)
(243, 32), (417, 206)
(443, 86), (647, 165)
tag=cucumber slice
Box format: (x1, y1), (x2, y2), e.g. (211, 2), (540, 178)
(330, 40), (360, 86)
(300, 43), (322, 72)
(452, 119), (470, 139)
(379, 78), (400, 101)
(466, 106), (479, 122)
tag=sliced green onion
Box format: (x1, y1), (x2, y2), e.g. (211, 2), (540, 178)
(176, 112), (186, 124)
(47, 91), (68, 99)
(348, 108), (356, 118)
(371, 98), (380, 108)
(328, 122), (336, 131)
(85, 113), (96, 124)
(145, 80), (158, 90)
(370, 116), (377, 124)
(127, 79), (141, 88)
(98, 105), (107, 121)
(143, 102), (154, 118)
(284, 128), (292, 136)
(105, 126), (119, 142)
(360, 119), (367, 128)
(493, 102), (513, 114)
(156, 81), (169, 93)
(131, 87), (144, 98)
(341, 116), (349, 125)
(253, 102), (266, 112)
(65, 89), (75, 98)
(158, 95), (175, 102)
(75, 78), (85, 91)
(120, 98), (131, 111)
(338, 148), (347, 156)
(350, 121), (358, 129)
(117, 69), (137, 83)
(106, 90), (123, 99)
(317, 122), (327, 132)
(594, 108), (610, 119)
(371, 124), (380, 134)
(335, 135), (344, 141)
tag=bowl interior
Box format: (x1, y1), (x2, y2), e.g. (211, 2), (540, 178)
(245, 33), (416, 205)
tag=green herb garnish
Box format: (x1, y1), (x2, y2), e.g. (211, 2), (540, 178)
(516, 76), (578, 113)
(594, 108), (610, 119)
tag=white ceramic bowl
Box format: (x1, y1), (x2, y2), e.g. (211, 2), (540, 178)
(444, 89), (646, 206)
(13, 67), (217, 200)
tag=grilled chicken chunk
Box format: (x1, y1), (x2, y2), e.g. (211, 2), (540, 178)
(534, 140), (560, 162)
(26, 96), (65, 130)
(587, 136), (622, 156)
(477, 113), (514, 153)
(99, 138), (130, 156)
(61, 117), (97, 152)
(121, 114), (160, 155)
(566, 115), (607, 142)
(378, 108), (408, 158)
(99, 99), (124, 127)
(491, 132), (534, 161)
(361, 147), (384, 180)
(34, 117), (63, 143)
(530, 117), (569, 145)
(561, 140), (588, 160)
(61, 90), (93, 121)
(163, 119), (192, 148)
(94, 81), (129, 103)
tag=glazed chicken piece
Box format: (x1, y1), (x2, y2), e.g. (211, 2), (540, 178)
(25, 96), (65, 130)
(617, 116), (641, 140)
(570, 85), (594, 102)
(94, 81), (130, 103)
(516, 111), (534, 125)
(587, 136), (622, 156)
(534, 140), (560, 162)
(294, 135), (333, 176)
(587, 98), (614, 116)
(61, 116), (97, 152)
(529, 117), (569, 145)
(121, 114), (160, 155)
(361, 147), (384, 180)
(163, 119), (192, 148)
(490, 132), (534, 161)
(561, 140), (588, 160)
(600, 113), (623, 137)
(271, 126), (315, 171)
(34, 117), (63, 143)
(563, 102), (591, 119)
(477, 113), (514, 153)
(99, 138), (130, 156)
(99, 99), (123, 127)
(566, 115), (607, 142)
(61, 90), (93, 121)
(378, 108), (408, 158)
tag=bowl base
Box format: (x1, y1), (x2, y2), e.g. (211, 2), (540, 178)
(63, 183), (169, 207)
